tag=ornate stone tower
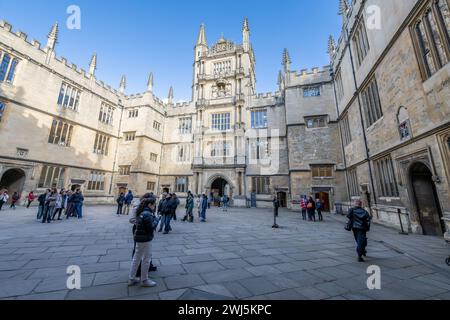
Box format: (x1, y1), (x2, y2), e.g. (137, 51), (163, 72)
(191, 19), (256, 204)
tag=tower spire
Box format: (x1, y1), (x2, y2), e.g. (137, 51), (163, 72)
(197, 23), (207, 46)
(278, 70), (285, 91)
(147, 72), (154, 93)
(89, 53), (97, 77)
(168, 86), (174, 105)
(242, 18), (250, 52)
(119, 75), (126, 94)
(282, 48), (291, 73)
(46, 22), (59, 51)
(327, 35), (337, 61)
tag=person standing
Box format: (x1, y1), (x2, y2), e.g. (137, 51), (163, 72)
(307, 196), (316, 222)
(65, 191), (73, 219)
(117, 192), (125, 216)
(42, 188), (57, 223)
(0, 190), (9, 211)
(300, 196), (307, 220)
(222, 195), (229, 212)
(196, 195), (201, 218)
(10, 192), (20, 209)
(52, 190), (65, 220)
(124, 190), (134, 215)
(200, 194), (208, 222)
(273, 196), (280, 217)
(79, 190), (85, 218)
(162, 193), (174, 234)
(70, 189), (83, 219)
(128, 198), (159, 288)
(183, 191), (194, 222)
(316, 198), (323, 222)
(346, 199), (372, 262)
(36, 190), (49, 220)
(171, 193), (180, 221)
(26, 191), (36, 209)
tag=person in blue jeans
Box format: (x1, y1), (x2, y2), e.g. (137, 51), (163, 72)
(124, 190), (134, 215)
(200, 194), (208, 222)
(70, 189), (84, 219)
(222, 195), (229, 212)
(159, 193), (174, 234)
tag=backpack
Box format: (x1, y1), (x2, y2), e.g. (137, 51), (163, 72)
(307, 202), (313, 209)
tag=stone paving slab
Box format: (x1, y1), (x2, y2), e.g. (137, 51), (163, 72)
(0, 205), (449, 300)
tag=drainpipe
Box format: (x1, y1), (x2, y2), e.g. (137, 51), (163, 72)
(109, 99), (124, 196)
(342, 9), (378, 214)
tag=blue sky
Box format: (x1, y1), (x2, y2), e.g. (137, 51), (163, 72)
(0, 0), (342, 101)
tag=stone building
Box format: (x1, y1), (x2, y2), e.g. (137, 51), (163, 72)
(0, 0), (449, 239)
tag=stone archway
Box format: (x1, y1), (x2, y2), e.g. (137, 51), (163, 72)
(206, 174), (234, 206)
(409, 162), (445, 236)
(0, 168), (26, 203)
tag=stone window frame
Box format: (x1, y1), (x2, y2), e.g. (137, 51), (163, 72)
(128, 108), (139, 118)
(249, 138), (270, 161)
(48, 119), (74, 147)
(175, 176), (189, 193)
(177, 144), (191, 163)
(0, 49), (19, 84)
(93, 132), (110, 156)
(311, 165), (334, 179)
(373, 155), (400, 198)
(303, 85), (321, 98)
(341, 112), (352, 146)
(179, 117), (193, 135)
(87, 171), (105, 191)
(123, 131), (136, 142)
(147, 181), (156, 191)
(410, 0), (450, 81)
(347, 168), (360, 197)
(250, 109), (268, 129)
(210, 140), (232, 158)
(436, 129), (450, 184)
(38, 165), (65, 189)
(118, 165), (131, 176)
(305, 115), (328, 129)
(57, 82), (81, 112)
(98, 102), (115, 125)
(211, 113), (231, 132)
(335, 68), (344, 101)
(153, 120), (161, 131)
(361, 76), (384, 128)
(251, 176), (271, 195)
(150, 152), (158, 162)
(352, 17), (371, 68)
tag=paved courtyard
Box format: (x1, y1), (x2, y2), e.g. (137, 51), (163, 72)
(0, 205), (449, 300)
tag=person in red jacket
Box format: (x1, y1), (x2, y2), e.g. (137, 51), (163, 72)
(26, 191), (36, 209)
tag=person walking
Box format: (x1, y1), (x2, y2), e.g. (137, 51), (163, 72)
(222, 195), (229, 212)
(316, 198), (324, 222)
(307, 196), (316, 222)
(0, 190), (9, 211)
(300, 196), (307, 220)
(116, 192), (125, 216)
(26, 191), (36, 209)
(36, 190), (49, 220)
(157, 193), (167, 232)
(79, 190), (85, 218)
(128, 198), (159, 288)
(346, 199), (372, 262)
(42, 188), (57, 223)
(10, 192), (20, 209)
(200, 194), (208, 222)
(183, 191), (194, 222)
(65, 191), (73, 219)
(52, 190), (65, 220)
(161, 193), (174, 234)
(171, 193), (180, 221)
(124, 190), (134, 215)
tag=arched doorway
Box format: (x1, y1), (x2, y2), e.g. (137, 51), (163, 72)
(277, 192), (287, 208)
(210, 177), (230, 206)
(0, 168), (26, 203)
(410, 162), (445, 236)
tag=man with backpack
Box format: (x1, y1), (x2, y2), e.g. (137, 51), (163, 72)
(345, 199), (372, 262)
(316, 198), (324, 221)
(117, 192), (125, 216)
(124, 190), (134, 215)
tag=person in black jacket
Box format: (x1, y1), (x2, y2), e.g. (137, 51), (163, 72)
(346, 199), (372, 262)
(128, 199), (159, 288)
(36, 189), (50, 220)
(307, 196), (316, 221)
(116, 193), (125, 216)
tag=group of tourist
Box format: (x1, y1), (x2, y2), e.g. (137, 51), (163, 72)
(299, 195), (324, 222)
(0, 189), (21, 211)
(35, 188), (85, 223)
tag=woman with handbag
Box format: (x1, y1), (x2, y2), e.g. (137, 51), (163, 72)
(306, 197), (316, 222)
(128, 198), (160, 287)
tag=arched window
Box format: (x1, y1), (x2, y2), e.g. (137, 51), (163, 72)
(397, 106), (412, 140)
